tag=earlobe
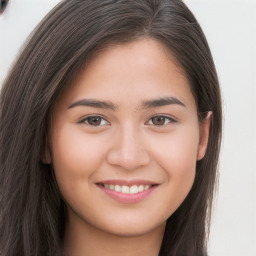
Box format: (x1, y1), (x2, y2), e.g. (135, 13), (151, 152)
(197, 112), (212, 161)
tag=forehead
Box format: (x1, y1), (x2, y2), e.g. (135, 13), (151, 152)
(86, 38), (184, 80)
(54, 39), (196, 111)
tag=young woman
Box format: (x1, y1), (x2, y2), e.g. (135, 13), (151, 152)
(0, 0), (222, 255)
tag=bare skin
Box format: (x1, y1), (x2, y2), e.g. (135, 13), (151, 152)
(64, 214), (165, 256)
(46, 39), (211, 256)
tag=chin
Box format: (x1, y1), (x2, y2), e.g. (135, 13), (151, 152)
(97, 219), (166, 238)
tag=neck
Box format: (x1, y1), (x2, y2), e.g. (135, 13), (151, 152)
(63, 211), (165, 256)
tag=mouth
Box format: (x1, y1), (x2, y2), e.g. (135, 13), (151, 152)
(96, 181), (159, 204)
(97, 183), (157, 195)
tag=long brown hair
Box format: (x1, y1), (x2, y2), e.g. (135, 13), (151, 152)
(0, 0), (222, 255)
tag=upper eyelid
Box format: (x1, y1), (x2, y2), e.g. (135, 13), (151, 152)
(79, 115), (110, 124)
(79, 113), (108, 120)
(78, 114), (177, 124)
(147, 114), (177, 122)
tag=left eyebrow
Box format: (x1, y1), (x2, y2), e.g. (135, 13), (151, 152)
(140, 96), (186, 109)
(68, 99), (118, 111)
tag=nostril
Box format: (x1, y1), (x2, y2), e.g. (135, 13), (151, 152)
(0, 0), (9, 15)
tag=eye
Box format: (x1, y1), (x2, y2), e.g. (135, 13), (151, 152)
(147, 115), (176, 126)
(80, 116), (109, 126)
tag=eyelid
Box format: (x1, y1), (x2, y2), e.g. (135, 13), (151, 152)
(78, 114), (177, 127)
(146, 115), (177, 126)
(78, 115), (110, 126)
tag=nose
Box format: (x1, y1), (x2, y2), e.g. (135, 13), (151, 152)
(107, 126), (150, 171)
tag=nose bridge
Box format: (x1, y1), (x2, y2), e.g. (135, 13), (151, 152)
(107, 123), (150, 170)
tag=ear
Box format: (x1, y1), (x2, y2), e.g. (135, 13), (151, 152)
(197, 112), (212, 161)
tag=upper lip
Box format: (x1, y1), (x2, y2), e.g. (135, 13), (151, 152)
(96, 179), (158, 186)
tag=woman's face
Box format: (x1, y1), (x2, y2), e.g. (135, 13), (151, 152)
(47, 39), (210, 237)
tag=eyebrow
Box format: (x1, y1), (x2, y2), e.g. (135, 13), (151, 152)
(68, 96), (186, 111)
(141, 97), (186, 109)
(68, 99), (118, 111)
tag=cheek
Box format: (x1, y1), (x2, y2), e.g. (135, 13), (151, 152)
(149, 125), (199, 169)
(165, 133), (198, 174)
(50, 124), (107, 190)
(147, 126), (199, 207)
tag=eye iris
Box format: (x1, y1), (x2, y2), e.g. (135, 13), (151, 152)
(152, 116), (165, 125)
(88, 117), (101, 125)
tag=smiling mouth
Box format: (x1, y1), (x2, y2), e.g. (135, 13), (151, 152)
(97, 183), (157, 195)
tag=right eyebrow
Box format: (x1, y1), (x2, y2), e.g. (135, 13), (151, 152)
(68, 99), (118, 111)
(140, 96), (186, 109)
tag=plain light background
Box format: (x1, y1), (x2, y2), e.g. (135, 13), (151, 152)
(0, 1), (255, 255)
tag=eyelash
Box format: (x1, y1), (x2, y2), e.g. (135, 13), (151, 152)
(147, 115), (177, 126)
(79, 115), (177, 127)
(79, 115), (110, 126)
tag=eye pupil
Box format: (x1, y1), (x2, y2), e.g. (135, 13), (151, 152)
(88, 117), (101, 125)
(152, 116), (165, 125)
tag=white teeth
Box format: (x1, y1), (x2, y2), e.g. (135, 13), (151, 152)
(138, 185), (144, 192)
(115, 185), (121, 192)
(103, 184), (153, 194)
(144, 185), (150, 190)
(121, 185), (130, 194)
(130, 185), (138, 194)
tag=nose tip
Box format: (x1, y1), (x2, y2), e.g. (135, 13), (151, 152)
(107, 148), (150, 171)
(107, 132), (150, 170)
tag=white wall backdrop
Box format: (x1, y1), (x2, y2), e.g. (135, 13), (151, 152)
(0, 1), (255, 255)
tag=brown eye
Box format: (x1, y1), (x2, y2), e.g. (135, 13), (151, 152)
(87, 117), (102, 126)
(80, 116), (109, 126)
(148, 115), (176, 126)
(152, 116), (165, 125)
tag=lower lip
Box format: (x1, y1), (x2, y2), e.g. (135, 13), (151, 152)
(97, 185), (157, 204)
